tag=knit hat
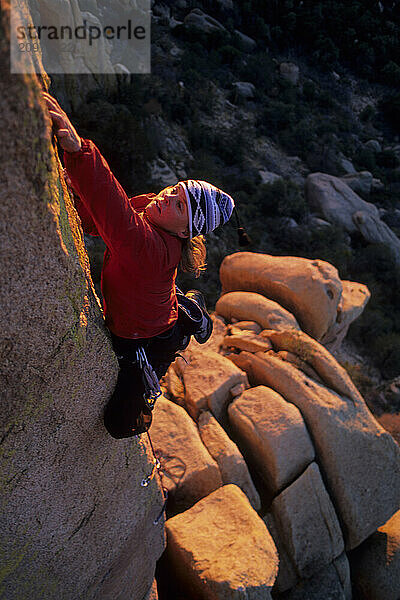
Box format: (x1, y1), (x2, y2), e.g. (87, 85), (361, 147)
(180, 180), (235, 239)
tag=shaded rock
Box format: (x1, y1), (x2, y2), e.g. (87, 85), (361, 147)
(219, 253), (342, 340)
(230, 351), (400, 550)
(306, 215), (333, 230)
(175, 347), (249, 422)
(269, 463), (344, 580)
(259, 170), (282, 185)
(306, 170), (399, 263)
(183, 9), (227, 35)
(233, 29), (257, 52)
(306, 172), (380, 233)
(165, 485), (278, 599)
(216, 290), (300, 333)
(264, 513), (298, 593)
(351, 509), (400, 600)
(341, 171), (373, 196)
(151, 397), (222, 512)
(279, 554), (351, 600)
(279, 62), (300, 85)
(232, 81), (256, 99)
(365, 139), (382, 153)
(321, 280), (371, 352)
(228, 386), (315, 494)
(353, 209), (400, 266)
(339, 156), (357, 174)
(0, 10), (164, 599)
(198, 411), (260, 510)
(148, 157), (178, 188)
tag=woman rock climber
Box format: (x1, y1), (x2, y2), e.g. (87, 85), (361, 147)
(44, 91), (236, 439)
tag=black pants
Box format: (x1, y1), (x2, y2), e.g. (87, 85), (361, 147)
(104, 291), (203, 439)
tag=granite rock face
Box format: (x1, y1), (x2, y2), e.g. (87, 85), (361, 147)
(0, 6), (164, 598)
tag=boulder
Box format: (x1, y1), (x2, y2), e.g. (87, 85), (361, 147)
(229, 351), (400, 550)
(365, 139), (382, 153)
(321, 280), (371, 351)
(341, 171), (373, 196)
(268, 463), (344, 580)
(306, 172), (379, 232)
(219, 253), (342, 340)
(232, 81), (256, 99)
(148, 157), (178, 187)
(228, 386), (315, 494)
(175, 347), (248, 422)
(165, 485), (278, 599)
(338, 156), (357, 174)
(266, 329), (364, 402)
(183, 9), (227, 35)
(150, 397), (222, 512)
(279, 62), (300, 85)
(306, 172), (400, 265)
(273, 350), (324, 383)
(197, 411), (260, 510)
(223, 328), (273, 353)
(264, 513), (298, 593)
(233, 29), (257, 52)
(351, 509), (400, 600)
(259, 170), (282, 185)
(0, 11), (164, 599)
(353, 209), (400, 266)
(231, 320), (262, 334)
(216, 290), (300, 333)
(162, 364), (185, 407)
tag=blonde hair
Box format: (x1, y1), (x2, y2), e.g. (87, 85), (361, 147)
(180, 235), (207, 277)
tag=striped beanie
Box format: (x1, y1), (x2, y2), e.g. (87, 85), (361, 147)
(180, 180), (235, 239)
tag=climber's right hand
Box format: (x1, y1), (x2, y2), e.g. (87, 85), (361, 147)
(43, 92), (82, 153)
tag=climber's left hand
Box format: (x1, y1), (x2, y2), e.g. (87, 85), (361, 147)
(43, 92), (82, 153)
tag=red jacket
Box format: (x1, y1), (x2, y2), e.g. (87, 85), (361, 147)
(64, 139), (182, 339)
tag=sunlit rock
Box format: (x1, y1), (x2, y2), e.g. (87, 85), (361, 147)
(150, 397), (222, 513)
(219, 253), (342, 340)
(216, 290), (300, 332)
(165, 485), (278, 599)
(230, 351), (400, 549)
(198, 411), (260, 510)
(228, 386), (315, 494)
(175, 347), (248, 422)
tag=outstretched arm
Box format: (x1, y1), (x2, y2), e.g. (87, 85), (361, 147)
(43, 92), (148, 255)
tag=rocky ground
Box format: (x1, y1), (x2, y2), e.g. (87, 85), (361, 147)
(150, 251), (400, 599)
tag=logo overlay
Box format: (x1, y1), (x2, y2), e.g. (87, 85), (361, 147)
(11, 0), (151, 74)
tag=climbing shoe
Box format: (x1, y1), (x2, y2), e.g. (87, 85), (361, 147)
(185, 290), (213, 344)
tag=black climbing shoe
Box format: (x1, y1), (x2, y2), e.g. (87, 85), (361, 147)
(185, 290), (213, 344)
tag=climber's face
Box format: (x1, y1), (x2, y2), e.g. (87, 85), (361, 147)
(145, 183), (189, 238)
